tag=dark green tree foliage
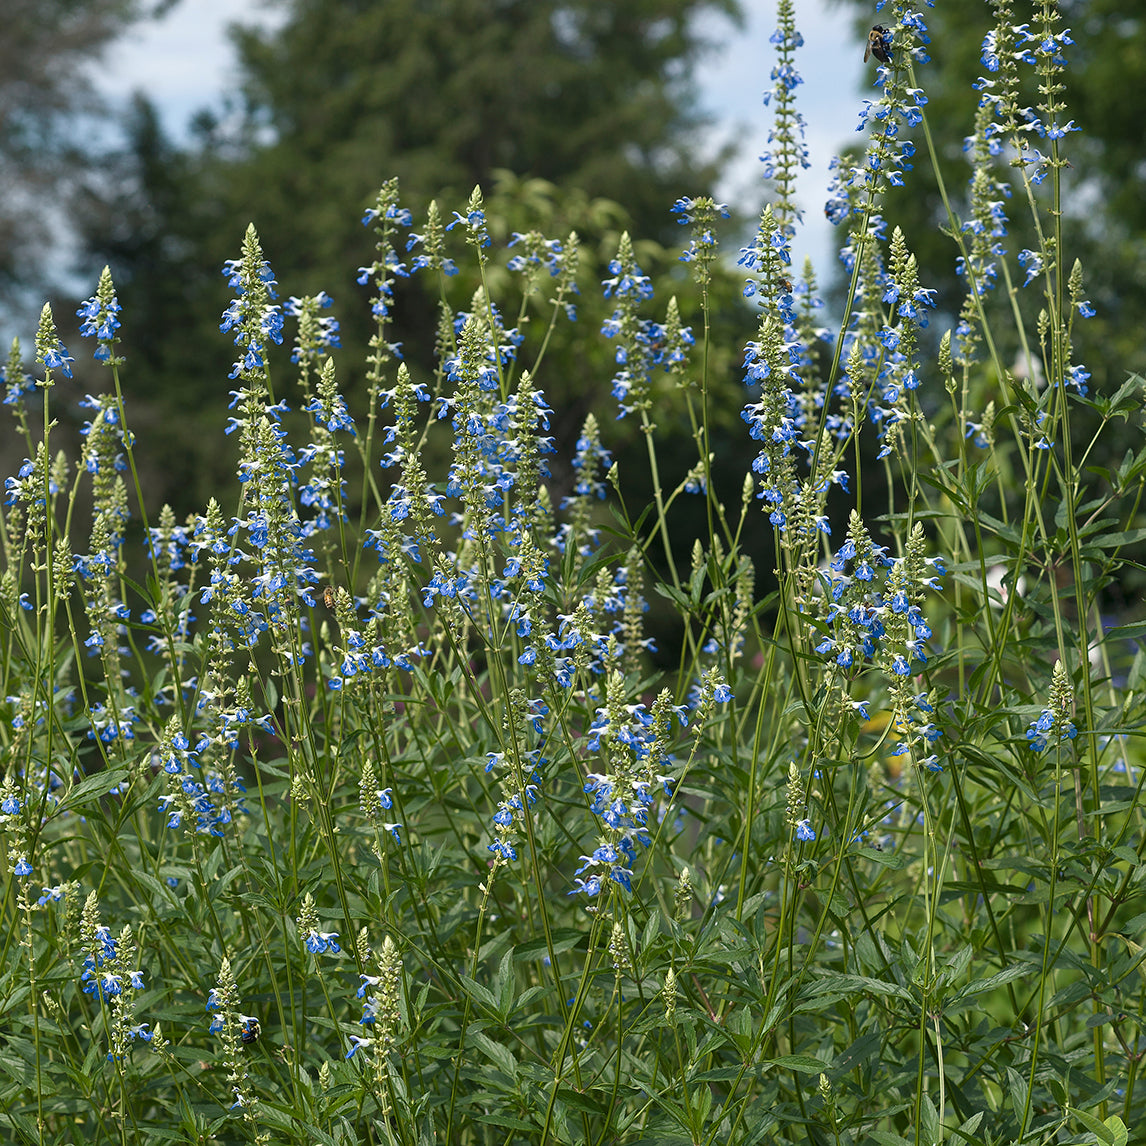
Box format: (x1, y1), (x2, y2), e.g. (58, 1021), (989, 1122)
(74, 0), (745, 511)
(0, 0), (152, 312)
(829, 0), (1146, 388)
(230, 0), (739, 245)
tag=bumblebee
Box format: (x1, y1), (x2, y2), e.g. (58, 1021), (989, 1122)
(322, 585), (336, 610)
(239, 1017), (261, 1045)
(864, 24), (891, 65)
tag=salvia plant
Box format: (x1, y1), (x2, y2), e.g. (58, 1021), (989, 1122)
(1, 1), (1144, 1142)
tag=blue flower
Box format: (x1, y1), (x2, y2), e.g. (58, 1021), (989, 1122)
(1026, 707), (1076, 752)
(305, 929), (341, 955)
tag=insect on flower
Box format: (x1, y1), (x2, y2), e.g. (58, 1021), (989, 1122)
(864, 24), (891, 65)
(239, 1017), (261, 1045)
(323, 585), (336, 610)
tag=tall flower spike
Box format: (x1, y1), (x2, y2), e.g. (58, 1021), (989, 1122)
(0, 780), (33, 881)
(506, 369), (555, 539)
(573, 665), (684, 900)
(609, 920), (632, 974)
(506, 227), (573, 312)
(557, 413), (611, 560)
(1026, 661), (1077, 753)
(34, 303), (73, 383)
(356, 934), (403, 1053)
(3, 338), (35, 424)
(360, 179), (413, 401)
(955, 84), (1011, 365)
(443, 313), (506, 540)
(619, 546), (650, 678)
(760, 0), (810, 234)
(671, 196), (730, 289)
(407, 199), (457, 278)
(741, 312), (800, 531)
(104, 925), (149, 1062)
(486, 688), (547, 871)
(840, 2), (932, 247)
(285, 291), (341, 398)
(738, 205), (797, 325)
(447, 185), (491, 264)
(870, 227), (936, 461)
(219, 224), (283, 386)
(76, 267), (124, 366)
(600, 232), (660, 421)
(673, 867), (693, 922)
(785, 761), (815, 841)
(206, 958), (259, 1125)
(298, 356), (354, 541)
(728, 555), (755, 665)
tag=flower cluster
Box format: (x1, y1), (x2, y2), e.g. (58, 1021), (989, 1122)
(0, 783), (33, 878)
(507, 228), (580, 320)
(1026, 660), (1077, 753)
(672, 196), (731, 289)
(813, 517), (944, 767)
(759, 0), (810, 233)
(843, 5), (933, 205)
(351, 933), (403, 1057)
(600, 233), (692, 421)
(79, 893), (150, 1061)
(220, 225), (284, 382)
(570, 677), (694, 899)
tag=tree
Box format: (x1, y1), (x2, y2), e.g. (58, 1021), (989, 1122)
(226, 0), (739, 246)
(0, 0), (159, 320)
(73, 0), (747, 511)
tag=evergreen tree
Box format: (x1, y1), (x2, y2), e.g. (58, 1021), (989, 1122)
(0, 0), (154, 316)
(73, 0), (746, 510)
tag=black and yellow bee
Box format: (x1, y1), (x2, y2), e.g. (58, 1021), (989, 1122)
(864, 24), (892, 65)
(239, 1017), (261, 1045)
(322, 585), (336, 610)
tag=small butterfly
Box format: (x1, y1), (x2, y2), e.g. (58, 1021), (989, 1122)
(864, 24), (892, 65)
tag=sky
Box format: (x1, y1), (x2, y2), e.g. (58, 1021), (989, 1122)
(84, 0), (869, 283)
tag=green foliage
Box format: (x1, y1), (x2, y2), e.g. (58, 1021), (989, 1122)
(72, 0), (744, 513)
(3, 3), (1146, 1143)
(0, 0), (150, 305)
(831, 0), (1146, 390)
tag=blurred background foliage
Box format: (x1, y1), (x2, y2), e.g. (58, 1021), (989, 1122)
(0, 0), (158, 303)
(827, 0), (1146, 391)
(3, 0), (1146, 574)
(63, 0), (750, 515)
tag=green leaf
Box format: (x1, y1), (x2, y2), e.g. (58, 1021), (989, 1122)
(860, 846), (907, 869)
(55, 767), (132, 816)
(555, 1085), (609, 1115)
(457, 975), (498, 1013)
(1070, 1105), (1117, 1142)
(469, 1031), (517, 1078)
(767, 1054), (830, 1074)
(1105, 1116), (1129, 1146)
(494, 948), (514, 1019)
(474, 1114), (537, 1132)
